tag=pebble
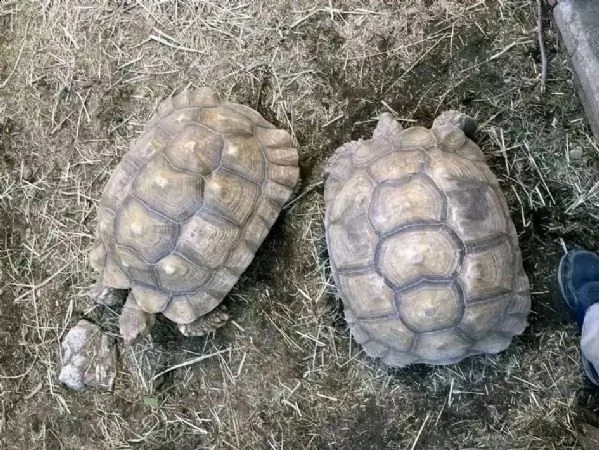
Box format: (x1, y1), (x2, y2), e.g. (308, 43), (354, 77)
(21, 166), (34, 182)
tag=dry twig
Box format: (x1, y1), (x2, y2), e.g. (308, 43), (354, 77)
(150, 348), (232, 382)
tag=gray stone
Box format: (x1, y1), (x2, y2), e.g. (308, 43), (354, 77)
(554, 0), (599, 140)
(58, 319), (117, 390)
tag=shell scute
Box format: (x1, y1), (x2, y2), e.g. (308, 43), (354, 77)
(368, 177), (445, 234)
(204, 168), (260, 225)
(200, 106), (253, 136)
(220, 135), (265, 183)
(114, 196), (179, 263)
(175, 211), (240, 269)
(132, 153), (203, 221)
(164, 124), (222, 175)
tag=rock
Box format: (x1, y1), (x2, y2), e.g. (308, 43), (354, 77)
(553, 0), (599, 140)
(21, 166), (34, 182)
(58, 319), (117, 390)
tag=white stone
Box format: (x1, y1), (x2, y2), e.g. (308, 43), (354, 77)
(58, 320), (117, 390)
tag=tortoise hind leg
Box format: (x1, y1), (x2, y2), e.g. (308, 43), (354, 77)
(178, 305), (229, 337)
(432, 110), (478, 139)
(373, 112), (403, 141)
(119, 292), (156, 344)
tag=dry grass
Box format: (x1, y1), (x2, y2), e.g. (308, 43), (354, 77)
(1, 0), (599, 449)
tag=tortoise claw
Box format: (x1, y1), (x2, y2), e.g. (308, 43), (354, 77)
(178, 305), (230, 337)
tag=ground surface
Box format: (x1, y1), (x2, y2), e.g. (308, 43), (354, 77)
(1, 1), (599, 449)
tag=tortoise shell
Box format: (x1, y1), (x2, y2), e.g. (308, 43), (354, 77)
(89, 87), (299, 327)
(324, 112), (530, 366)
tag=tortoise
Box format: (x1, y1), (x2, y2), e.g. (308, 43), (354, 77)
(324, 111), (531, 366)
(89, 87), (300, 343)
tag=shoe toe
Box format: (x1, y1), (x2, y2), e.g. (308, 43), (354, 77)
(559, 250), (599, 327)
(582, 356), (599, 387)
(564, 251), (599, 290)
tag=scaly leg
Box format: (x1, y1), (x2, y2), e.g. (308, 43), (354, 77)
(90, 282), (127, 306)
(119, 292), (155, 344)
(178, 305), (229, 337)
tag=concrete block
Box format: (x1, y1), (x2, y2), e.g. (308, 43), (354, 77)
(553, 0), (599, 140)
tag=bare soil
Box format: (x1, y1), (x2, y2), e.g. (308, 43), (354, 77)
(1, 1), (599, 449)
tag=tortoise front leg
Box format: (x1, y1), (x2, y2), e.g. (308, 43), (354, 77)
(91, 283), (127, 306)
(89, 244), (129, 306)
(119, 292), (155, 344)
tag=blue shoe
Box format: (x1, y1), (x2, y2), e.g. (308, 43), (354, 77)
(558, 249), (599, 386)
